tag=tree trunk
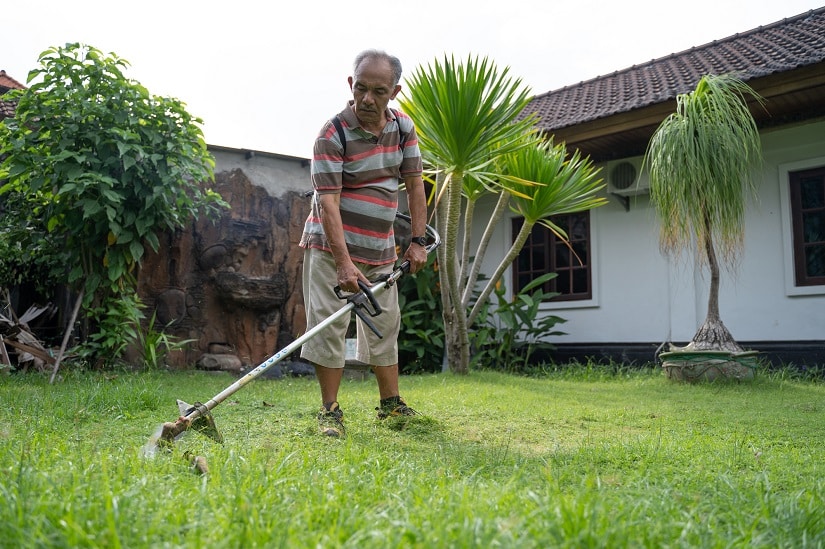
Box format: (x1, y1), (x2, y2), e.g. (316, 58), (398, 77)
(462, 191), (510, 310)
(685, 216), (743, 353)
(684, 316), (743, 352)
(50, 288), (84, 384)
(440, 172), (470, 374)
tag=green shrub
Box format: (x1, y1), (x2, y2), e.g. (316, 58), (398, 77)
(137, 311), (195, 370)
(472, 272), (566, 372)
(74, 291), (143, 369)
(397, 254), (444, 374)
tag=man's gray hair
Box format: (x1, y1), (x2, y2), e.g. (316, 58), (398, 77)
(353, 49), (403, 86)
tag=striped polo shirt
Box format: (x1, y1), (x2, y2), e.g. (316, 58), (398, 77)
(299, 102), (423, 265)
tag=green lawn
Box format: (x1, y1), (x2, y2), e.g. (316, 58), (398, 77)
(1, 367), (823, 548)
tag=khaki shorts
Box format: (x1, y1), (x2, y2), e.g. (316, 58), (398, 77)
(299, 248), (400, 369)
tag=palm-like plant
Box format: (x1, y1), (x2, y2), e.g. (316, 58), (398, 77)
(400, 55), (538, 374)
(400, 55), (606, 373)
(467, 140), (606, 327)
(645, 73), (764, 352)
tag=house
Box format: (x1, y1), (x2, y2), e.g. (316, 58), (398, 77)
(0, 70), (25, 120)
(477, 7), (825, 366)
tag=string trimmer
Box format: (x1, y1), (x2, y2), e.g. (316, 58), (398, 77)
(144, 213), (440, 454)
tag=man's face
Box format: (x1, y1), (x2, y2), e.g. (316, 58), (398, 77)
(348, 58), (400, 128)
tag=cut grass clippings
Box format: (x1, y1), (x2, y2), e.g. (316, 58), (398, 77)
(1, 367), (824, 548)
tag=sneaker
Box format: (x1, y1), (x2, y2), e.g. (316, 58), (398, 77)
(318, 402), (345, 437)
(376, 396), (417, 419)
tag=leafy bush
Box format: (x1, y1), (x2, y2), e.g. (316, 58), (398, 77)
(0, 43), (227, 367)
(397, 259), (568, 374)
(137, 311), (195, 370)
(471, 272), (566, 372)
(397, 254), (444, 374)
(74, 291), (143, 369)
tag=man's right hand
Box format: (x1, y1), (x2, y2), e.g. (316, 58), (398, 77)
(336, 260), (370, 293)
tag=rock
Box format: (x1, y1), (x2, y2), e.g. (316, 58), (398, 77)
(197, 353), (243, 373)
(208, 343), (234, 354)
(282, 360), (316, 377)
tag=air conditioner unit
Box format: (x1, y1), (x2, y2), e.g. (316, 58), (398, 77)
(607, 158), (650, 196)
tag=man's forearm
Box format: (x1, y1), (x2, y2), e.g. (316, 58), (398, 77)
(318, 193), (351, 266)
(406, 175), (428, 237)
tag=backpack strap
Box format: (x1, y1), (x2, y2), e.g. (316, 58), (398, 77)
(331, 114), (347, 156)
(391, 108), (409, 152)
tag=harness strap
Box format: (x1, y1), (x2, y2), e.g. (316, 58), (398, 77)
(331, 108), (408, 157)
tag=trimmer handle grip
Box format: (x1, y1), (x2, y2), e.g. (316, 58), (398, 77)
(334, 280), (384, 339)
(334, 280), (382, 316)
(357, 279), (382, 316)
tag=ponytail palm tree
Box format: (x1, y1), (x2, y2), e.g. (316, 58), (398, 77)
(645, 73), (764, 354)
(400, 55), (606, 374)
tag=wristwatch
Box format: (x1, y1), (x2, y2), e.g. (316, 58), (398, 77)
(410, 236), (428, 246)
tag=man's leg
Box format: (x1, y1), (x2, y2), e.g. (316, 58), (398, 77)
(315, 363), (345, 405)
(372, 363), (417, 418)
(355, 261), (415, 418)
(371, 363), (400, 400)
(300, 248), (348, 436)
(315, 363), (345, 437)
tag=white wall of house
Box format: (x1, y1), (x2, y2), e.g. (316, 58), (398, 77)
(472, 118), (825, 346)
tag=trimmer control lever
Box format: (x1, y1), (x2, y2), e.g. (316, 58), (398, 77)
(334, 280), (384, 338)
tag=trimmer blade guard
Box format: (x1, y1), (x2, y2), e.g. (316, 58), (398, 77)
(177, 399), (224, 443)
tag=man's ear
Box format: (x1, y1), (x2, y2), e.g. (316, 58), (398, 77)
(348, 76), (354, 90)
(390, 84), (402, 100)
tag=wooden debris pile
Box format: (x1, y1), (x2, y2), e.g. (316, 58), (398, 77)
(0, 302), (58, 373)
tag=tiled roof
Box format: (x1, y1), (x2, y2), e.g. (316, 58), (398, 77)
(524, 7), (825, 133)
(0, 98), (16, 119)
(1, 70), (26, 120)
(0, 70), (26, 91)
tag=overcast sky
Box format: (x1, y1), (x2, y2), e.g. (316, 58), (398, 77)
(3, 1), (822, 159)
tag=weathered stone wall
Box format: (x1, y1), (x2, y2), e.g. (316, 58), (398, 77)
(136, 150), (311, 370)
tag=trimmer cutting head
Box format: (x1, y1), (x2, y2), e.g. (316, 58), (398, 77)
(157, 400), (223, 448)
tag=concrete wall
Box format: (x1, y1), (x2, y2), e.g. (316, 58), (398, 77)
(210, 146), (310, 196)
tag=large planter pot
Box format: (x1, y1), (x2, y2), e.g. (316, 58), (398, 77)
(660, 349), (759, 382)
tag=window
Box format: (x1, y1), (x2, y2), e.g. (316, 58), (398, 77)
(789, 166), (825, 286)
(512, 212), (591, 301)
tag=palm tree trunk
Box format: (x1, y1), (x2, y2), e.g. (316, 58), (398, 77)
(459, 197), (476, 298)
(462, 191), (510, 310)
(434, 174), (453, 373)
(686, 215), (743, 352)
(467, 219), (534, 326)
(442, 172), (470, 374)
(705, 216), (722, 323)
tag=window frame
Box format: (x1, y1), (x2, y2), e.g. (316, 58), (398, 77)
(509, 211), (599, 310)
(779, 157), (825, 296)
